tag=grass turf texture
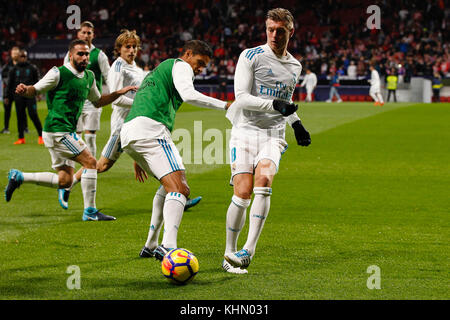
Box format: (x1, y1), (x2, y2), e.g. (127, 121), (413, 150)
(0, 101), (448, 300)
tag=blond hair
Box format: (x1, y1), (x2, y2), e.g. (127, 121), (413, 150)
(79, 21), (94, 30)
(114, 29), (141, 57)
(266, 8), (294, 31)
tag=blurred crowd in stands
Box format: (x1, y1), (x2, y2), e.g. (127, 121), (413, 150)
(0, 0), (449, 81)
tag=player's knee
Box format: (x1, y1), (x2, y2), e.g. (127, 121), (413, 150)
(234, 184), (252, 199)
(254, 175), (272, 188)
(84, 157), (97, 169)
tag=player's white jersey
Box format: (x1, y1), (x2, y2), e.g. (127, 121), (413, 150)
(227, 44), (302, 135)
(301, 72), (317, 89)
(370, 69), (381, 90)
(108, 57), (145, 132)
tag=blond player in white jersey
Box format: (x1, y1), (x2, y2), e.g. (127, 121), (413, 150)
(223, 8), (311, 274)
(300, 69), (317, 102)
(64, 21), (110, 157)
(369, 65), (384, 106)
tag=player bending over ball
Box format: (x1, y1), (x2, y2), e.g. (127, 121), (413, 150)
(119, 40), (231, 260)
(4, 39), (137, 221)
(223, 8), (311, 274)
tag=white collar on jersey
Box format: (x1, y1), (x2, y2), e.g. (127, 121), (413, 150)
(117, 56), (137, 67)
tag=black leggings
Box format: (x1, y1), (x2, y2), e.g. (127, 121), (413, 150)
(387, 89), (397, 102)
(3, 99), (12, 129)
(15, 97), (42, 139)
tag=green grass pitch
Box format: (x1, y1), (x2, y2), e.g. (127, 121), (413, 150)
(0, 100), (448, 300)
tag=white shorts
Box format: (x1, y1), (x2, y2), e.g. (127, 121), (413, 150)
(101, 107), (130, 161)
(229, 128), (288, 184)
(122, 137), (185, 180)
(42, 132), (87, 170)
(76, 108), (102, 132)
(370, 86), (381, 95)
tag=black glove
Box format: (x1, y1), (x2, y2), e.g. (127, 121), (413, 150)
(292, 120), (311, 146)
(273, 99), (298, 116)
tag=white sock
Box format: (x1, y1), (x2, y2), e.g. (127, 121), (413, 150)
(145, 185), (167, 249)
(81, 168), (97, 209)
(244, 187), (272, 257)
(225, 195), (251, 254)
(376, 93), (384, 103)
(370, 92), (379, 102)
(22, 172), (59, 188)
(84, 133), (97, 158)
(161, 192), (187, 249)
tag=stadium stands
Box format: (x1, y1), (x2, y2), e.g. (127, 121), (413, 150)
(0, 0), (448, 81)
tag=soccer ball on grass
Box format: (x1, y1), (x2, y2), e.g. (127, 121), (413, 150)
(161, 248), (199, 285)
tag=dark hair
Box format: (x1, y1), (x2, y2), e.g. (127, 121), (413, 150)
(180, 40), (213, 58)
(69, 39), (88, 52)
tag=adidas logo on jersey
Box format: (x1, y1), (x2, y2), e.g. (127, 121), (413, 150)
(267, 68), (274, 76)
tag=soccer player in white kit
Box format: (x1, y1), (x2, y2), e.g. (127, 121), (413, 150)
(223, 8), (311, 274)
(300, 68), (318, 102)
(64, 21), (110, 157)
(369, 65), (384, 106)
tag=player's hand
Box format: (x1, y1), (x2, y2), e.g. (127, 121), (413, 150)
(118, 85), (139, 95)
(3, 98), (9, 105)
(225, 102), (232, 110)
(134, 161), (148, 183)
(273, 100), (298, 116)
(292, 120), (311, 146)
(15, 83), (28, 96)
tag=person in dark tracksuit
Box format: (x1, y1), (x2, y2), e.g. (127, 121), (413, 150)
(6, 49), (43, 144)
(1, 46), (20, 134)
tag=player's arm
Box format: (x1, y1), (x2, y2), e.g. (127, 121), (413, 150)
(98, 50), (111, 87)
(234, 50), (296, 116)
(89, 78), (138, 108)
(16, 66), (60, 98)
(134, 161), (148, 183)
(173, 61), (229, 110)
(106, 62), (135, 108)
(300, 76), (306, 87)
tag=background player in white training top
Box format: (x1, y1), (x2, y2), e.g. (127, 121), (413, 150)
(368, 64), (384, 106)
(223, 8), (311, 274)
(300, 68), (317, 102)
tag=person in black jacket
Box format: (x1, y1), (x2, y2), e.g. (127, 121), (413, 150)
(6, 49), (43, 144)
(1, 46), (20, 134)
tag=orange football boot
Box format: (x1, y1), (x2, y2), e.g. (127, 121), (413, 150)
(13, 138), (25, 145)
